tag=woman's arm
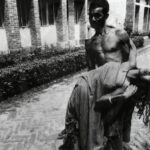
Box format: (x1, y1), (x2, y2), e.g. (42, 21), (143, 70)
(95, 87), (126, 111)
(127, 68), (150, 81)
(95, 85), (137, 111)
(103, 85), (138, 125)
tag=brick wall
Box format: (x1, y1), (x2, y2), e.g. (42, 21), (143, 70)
(3, 0), (90, 51)
(68, 0), (75, 46)
(2, 0), (137, 52)
(29, 0), (41, 48)
(56, 0), (68, 48)
(4, 0), (21, 51)
(125, 0), (135, 31)
(79, 0), (88, 44)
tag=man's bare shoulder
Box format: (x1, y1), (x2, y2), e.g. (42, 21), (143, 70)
(105, 26), (128, 35)
(115, 28), (129, 39)
(105, 26), (129, 42)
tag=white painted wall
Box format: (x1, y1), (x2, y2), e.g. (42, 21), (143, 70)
(20, 28), (32, 48)
(0, 29), (8, 53)
(138, 5), (145, 32)
(75, 24), (80, 41)
(137, 47), (150, 69)
(40, 25), (57, 47)
(107, 0), (127, 29)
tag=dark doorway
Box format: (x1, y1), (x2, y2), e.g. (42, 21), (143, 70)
(0, 0), (5, 27)
(16, 0), (31, 27)
(39, 0), (59, 26)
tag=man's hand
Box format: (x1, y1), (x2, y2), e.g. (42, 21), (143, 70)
(123, 85), (138, 99)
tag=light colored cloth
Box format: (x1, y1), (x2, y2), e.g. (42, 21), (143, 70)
(59, 62), (128, 150)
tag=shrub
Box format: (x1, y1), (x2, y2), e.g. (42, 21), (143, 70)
(131, 36), (144, 48)
(0, 50), (86, 100)
(131, 31), (149, 37)
(0, 46), (84, 69)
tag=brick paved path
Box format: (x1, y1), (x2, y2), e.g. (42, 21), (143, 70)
(0, 71), (85, 150)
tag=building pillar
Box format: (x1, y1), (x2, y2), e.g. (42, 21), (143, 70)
(138, 5), (144, 32)
(56, 0), (68, 48)
(124, 0), (135, 32)
(68, 0), (75, 47)
(79, 0), (88, 45)
(4, 0), (21, 52)
(29, 0), (41, 48)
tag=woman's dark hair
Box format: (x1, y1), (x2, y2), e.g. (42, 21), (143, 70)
(89, 0), (109, 15)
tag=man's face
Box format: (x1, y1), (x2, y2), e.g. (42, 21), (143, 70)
(89, 7), (107, 30)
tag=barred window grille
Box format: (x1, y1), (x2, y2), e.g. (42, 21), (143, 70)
(0, 0), (5, 27)
(144, 7), (149, 31)
(16, 0), (31, 27)
(136, 0), (140, 3)
(134, 5), (140, 31)
(74, 0), (84, 24)
(39, 0), (59, 26)
(145, 0), (150, 5)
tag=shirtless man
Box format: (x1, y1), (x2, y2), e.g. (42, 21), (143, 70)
(85, 1), (137, 149)
(85, 0), (136, 70)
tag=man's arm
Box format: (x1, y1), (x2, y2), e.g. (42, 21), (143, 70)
(85, 40), (96, 70)
(86, 50), (95, 70)
(128, 39), (137, 68)
(117, 29), (137, 68)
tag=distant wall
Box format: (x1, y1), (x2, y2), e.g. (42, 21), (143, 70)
(0, 29), (8, 53)
(107, 0), (127, 29)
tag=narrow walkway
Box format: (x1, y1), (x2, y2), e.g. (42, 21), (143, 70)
(0, 71), (85, 150)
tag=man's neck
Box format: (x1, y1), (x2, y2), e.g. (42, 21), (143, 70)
(95, 26), (105, 35)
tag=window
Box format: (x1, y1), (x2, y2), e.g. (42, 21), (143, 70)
(143, 7), (149, 31)
(145, 0), (150, 5)
(0, 0), (5, 27)
(74, 0), (84, 24)
(134, 5), (140, 31)
(39, 0), (59, 26)
(136, 0), (140, 3)
(17, 0), (31, 27)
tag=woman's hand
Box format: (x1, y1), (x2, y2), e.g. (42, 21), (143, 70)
(123, 85), (138, 99)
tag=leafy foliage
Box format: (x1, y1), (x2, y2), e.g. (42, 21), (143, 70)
(0, 50), (86, 100)
(131, 36), (144, 48)
(0, 46), (84, 69)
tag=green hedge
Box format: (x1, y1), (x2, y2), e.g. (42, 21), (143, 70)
(0, 36), (144, 69)
(131, 36), (144, 48)
(0, 46), (84, 69)
(0, 50), (86, 100)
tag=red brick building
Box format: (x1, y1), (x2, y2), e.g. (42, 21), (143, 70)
(0, 0), (148, 53)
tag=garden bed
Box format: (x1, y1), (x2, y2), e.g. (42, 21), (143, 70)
(0, 50), (86, 100)
(0, 46), (84, 69)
